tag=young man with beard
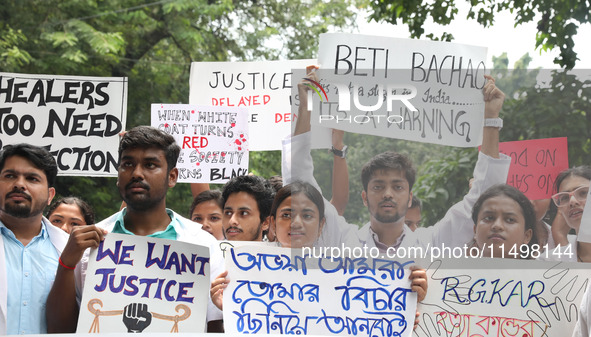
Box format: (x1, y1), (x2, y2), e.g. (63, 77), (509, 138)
(0, 144), (69, 334)
(221, 175), (275, 241)
(355, 75), (508, 251)
(46, 126), (223, 332)
(285, 67), (510, 252)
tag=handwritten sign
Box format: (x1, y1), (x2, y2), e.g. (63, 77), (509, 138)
(151, 104), (248, 183)
(0, 72), (127, 176)
(77, 234), (211, 333)
(415, 257), (591, 337)
(224, 245), (417, 336)
(189, 60), (329, 151)
(496, 137), (569, 200)
(575, 181), (591, 243)
(310, 33), (487, 148)
(216, 240), (274, 259)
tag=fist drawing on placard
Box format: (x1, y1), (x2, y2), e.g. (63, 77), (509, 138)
(122, 303), (152, 333)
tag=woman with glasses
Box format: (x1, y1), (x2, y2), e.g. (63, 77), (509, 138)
(566, 167), (591, 337)
(550, 166), (591, 262)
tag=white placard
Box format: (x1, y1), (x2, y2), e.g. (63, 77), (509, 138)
(77, 234), (211, 333)
(224, 245), (417, 336)
(575, 181), (591, 243)
(313, 33), (488, 147)
(189, 59), (330, 151)
(0, 72), (127, 176)
(151, 104), (248, 183)
(415, 257), (591, 336)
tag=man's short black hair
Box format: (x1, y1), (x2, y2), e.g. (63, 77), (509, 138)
(361, 151), (416, 191)
(410, 195), (422, 210)
(222, 175), (275, 223)
(119, 126), (180, 172)
(0, 144), (58, 186)
(267, 175), (283, 192)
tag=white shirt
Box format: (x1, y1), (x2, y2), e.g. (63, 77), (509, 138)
(574, 284), (591, 337)
(0, 218), (69, 335)
(282, 131), (511, 251)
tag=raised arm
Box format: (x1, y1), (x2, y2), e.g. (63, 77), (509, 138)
(46, 226), (105, 332)
(330, 129), (350, 216)
(293, 65), (318, 136)
(282, 65), (359, 248)
(427, 75), (511, 248)
(284, 65), (321, 189)
(480, 74), (503, 158)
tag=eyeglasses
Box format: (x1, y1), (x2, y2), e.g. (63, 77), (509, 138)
(551, 186), (589, 207)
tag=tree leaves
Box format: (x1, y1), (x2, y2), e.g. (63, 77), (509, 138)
(1, 0), (357, 221)
(0, 26), (32, 70)
(365, 0), (590, 69)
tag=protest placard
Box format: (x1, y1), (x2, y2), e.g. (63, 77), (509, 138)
(415, 257), (591, 337)
(496, 137), (569, 200)
(575, 181), (591, 243)
(216, 240), (274, 259)
(224, 245), (417, 337)
(0, 72), (127, 176)
(151, 104), (248, 183)
(312, 33), (487, 148)
(77, 233), (211, 333)
(189, 59), (330, 151)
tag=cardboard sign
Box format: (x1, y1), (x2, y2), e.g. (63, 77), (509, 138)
(415, 257), (591, 337)
(312, 33), (488, 148)
(224, 245), (417, 337)
(189, 59), (330, 151)
(77, 234), (211, 333)
(575, 181), (591, 243)
(151, 104), (248, 183)
(0, 72), (127, 176)
(496, 137), (569, 200)
(216, 240), (275, 259)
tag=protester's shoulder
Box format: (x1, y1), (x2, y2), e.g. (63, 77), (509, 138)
(356, 222), (371, 243)
(538, 234), (578, 262)
(173, 211), (218, 246)
(357, 222), (369, 235)
(414, 225), (435, 236)
(95, 211), (121, 231)
(44, 217), (69, 249)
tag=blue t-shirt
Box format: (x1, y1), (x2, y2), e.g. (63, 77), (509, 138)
(1, 219), (59, 334)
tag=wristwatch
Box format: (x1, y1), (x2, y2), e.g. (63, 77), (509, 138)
(330, 145), (348, 158)
(484, 117), (503, 130)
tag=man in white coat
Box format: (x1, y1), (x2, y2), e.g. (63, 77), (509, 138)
(46, 126), (223, 333)
(0, 143), (69, 334)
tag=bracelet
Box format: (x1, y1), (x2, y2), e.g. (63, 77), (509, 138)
(59, 257), (75, 270)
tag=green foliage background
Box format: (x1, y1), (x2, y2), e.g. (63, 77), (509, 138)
(0, 0), (358, 221)
(2, 1), (590, 228)
(311, 53), (591, 228)
(366, 0), (591, 69)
